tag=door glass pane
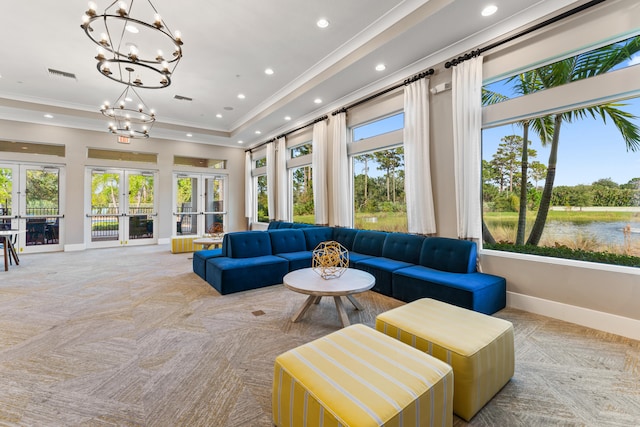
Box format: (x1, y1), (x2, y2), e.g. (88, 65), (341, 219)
(204, 177), (224, 234)
(25, 168), (60, 246)
(0, 168), (13, 230)
(128, 173), (154, 240)
(176, 176), (197, 235)
(91, 172), (120, 242)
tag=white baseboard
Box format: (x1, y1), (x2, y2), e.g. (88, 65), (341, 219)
(63, 243), (86, 252)
(507, 291), (640, 341)
(157, 238), (170, 245)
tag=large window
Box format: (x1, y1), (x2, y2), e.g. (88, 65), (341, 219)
(482, 34), (640, 265)
(292, 166), (313, 224)
(350, 112), (406, 232)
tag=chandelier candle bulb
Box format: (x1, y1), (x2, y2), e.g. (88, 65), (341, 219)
(117, 1), (127, 16)
(153, 14), (163, 29)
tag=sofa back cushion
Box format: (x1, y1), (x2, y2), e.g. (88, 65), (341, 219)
(302, 227), (334, 251)
(224, 231), (273, 258)
(419, 237), (477, 273)
(381, 233), (426, 264)
(269, 229), (307, 254)
(352, 230), (387, 256)
(332, 227), (358, 251)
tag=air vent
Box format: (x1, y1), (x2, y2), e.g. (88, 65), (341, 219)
(174, 95), (193, 101)
(47, 68), (77, 80)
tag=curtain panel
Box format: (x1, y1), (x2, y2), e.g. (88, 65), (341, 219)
(452, 56), (483, 240)
(244, 151), (254, 223)
(276, 137), (289, 221)
(266, 142), (277, 222)
(312, 120), (329, 225)
(331, 112), (352, 227)
(404, 78), (436, 235)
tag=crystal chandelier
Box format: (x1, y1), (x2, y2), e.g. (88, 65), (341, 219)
(81, 0), (183, 89)
(101, 67), (156, 139)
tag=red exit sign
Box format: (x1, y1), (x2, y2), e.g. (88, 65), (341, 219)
(117, 136), (130, 144)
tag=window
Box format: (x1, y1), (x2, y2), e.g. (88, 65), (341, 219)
(256, 175), (269, 223)
(291, 143), (312, 158)
(482, 34), (640, 264)
(292, 165), (313, 224)
(352, 112), (404, 141)
(352, 147), (406, 232)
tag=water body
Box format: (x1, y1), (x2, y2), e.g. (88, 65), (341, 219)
(543, 220), (640, 246)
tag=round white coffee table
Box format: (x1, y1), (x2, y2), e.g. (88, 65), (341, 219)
(283, 268), (375, 327)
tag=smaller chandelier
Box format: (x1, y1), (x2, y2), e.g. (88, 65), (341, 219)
(81, 0), (183, 89)
(101, 67), (156, 139)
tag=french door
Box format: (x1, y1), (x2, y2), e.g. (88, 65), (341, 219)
(86, 168), (157, 248)
(0, 163), (65, 253)
(173, 173), (227, 236)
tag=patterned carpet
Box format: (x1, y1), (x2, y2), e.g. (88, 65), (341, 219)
(0, 245), (638, 426)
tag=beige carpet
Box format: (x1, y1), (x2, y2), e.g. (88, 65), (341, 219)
(0, 245), (639, 426)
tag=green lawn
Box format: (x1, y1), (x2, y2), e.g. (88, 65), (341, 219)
(293, 212), (408, 232)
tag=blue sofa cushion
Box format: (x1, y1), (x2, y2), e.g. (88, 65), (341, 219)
(276, 251), (313, 271)
(269, 229), (307, 254)
(352, 230), (387, 256)
(392, 265), (506, 314)
(192, 248), (223, 280)
(224, 231), (273, 258)
(205, 255), (289, 295)
(267, 221), (282, 230)
(419, 237), (477, 273)
(291, 222), (314, 228)
(355, 257), (413, 296)
(381, 233), (425, 264)
(302, 227), (334, 251)
(332, 227), (358, 251)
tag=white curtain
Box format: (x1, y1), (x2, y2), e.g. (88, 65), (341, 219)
(452, 56), (483, 240)
(312, 120), (328, 225)
(276, 136), (289, 221)
(244, 151), (254, 224)
(266, 142), (276, 222)
(331, 112), (352, 227)
(404, 78), (436, 235)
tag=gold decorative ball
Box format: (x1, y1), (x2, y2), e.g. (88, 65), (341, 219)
(312, 241), (349, 279)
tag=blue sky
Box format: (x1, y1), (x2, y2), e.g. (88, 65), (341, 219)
(482, 96), (640, 187)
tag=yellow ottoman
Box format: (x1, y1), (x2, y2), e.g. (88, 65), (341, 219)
(170, 235), (198, 253)
(375, 298), (514, 421)
(273, 323), (453, 427)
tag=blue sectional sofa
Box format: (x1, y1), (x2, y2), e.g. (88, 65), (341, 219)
(193, 223), (507, 314)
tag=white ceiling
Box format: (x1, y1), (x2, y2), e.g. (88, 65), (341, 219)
(0, 0), (580, 149)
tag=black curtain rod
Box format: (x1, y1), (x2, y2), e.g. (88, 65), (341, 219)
(445, 0), (607, 68)
(332, 68), (434, 116)
(247, 68), (433, 151)
(246, 115), (328, 152)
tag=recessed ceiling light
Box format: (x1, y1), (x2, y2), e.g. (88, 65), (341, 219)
(481, 5), (498, 16)
(284, 116), (292, 121)
(264, 68), (274, 75)
(216, 114), (222, 118)
(238, 140), (244, 144)
(186, 133), (193, 137)
(317, 18), (329, 28)
(237, 93), (246, 99)
(314, 98), (322, 104)
(255, 130), (261, 135)
(44, 114), (54, 119)
(125, 24), (139, 34)
(375, 63), (386, 71)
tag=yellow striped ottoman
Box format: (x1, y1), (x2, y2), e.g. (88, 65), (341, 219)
(273, 324), (453, 427)
(375, 298), (514, 421)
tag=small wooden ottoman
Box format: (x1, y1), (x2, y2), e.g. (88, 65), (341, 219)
(375, 298), (514, 421)
(273, 323), (453, 427)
